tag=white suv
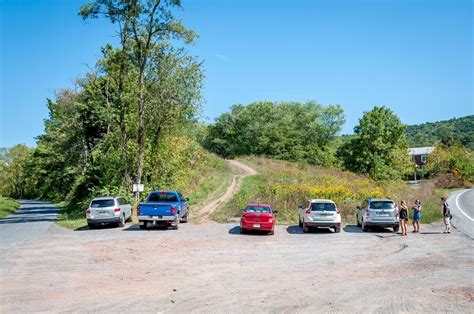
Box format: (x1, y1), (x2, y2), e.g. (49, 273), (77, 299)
(86, 196), (132, 229)
(298, 199), (341, 233)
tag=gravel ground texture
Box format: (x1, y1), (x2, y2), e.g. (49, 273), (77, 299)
(1, 220), (472, 313)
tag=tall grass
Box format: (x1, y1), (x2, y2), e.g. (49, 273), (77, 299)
(0, 197), (20, 218)
(217, 156), (444, 224)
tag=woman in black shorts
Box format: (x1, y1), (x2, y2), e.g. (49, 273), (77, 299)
(399, 200), (409, 236)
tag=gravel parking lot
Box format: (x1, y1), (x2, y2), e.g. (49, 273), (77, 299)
(1, 220), (472, 313)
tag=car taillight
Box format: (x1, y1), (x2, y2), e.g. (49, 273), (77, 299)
(114, 208), (121, 212)
(268, 218), (273, 223)
(85, 209), (91, 214)
(305, 209), (311, 214)
(170, 206), (176, 214)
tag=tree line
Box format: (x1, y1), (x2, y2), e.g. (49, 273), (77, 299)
(1, 0), (472, 205)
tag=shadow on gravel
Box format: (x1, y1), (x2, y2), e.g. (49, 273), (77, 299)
(123, 224), (171, 231)
(0, 217), (57, 224)
(228, 226), (272, 236)
(344, 225), (395, 234)
(343, 225), (362, 233)
(14, 209), (59, 215)
(74, 223), (120, 231)
(286, 225), (334, 234)
(419, 231), (446, 235)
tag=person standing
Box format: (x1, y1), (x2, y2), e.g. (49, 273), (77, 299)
(399, 200), (409, 236)
(412, 199), (422, 233)
(441, 197), (452, 234)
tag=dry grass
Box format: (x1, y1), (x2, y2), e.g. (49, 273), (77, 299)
(217, 156), (444, 224)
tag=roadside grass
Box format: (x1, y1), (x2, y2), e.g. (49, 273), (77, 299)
(56, 201), (88, 229)
(0, 197), (20, 218)
(217, 156), (445, 225)
(56, 155), (235, 229)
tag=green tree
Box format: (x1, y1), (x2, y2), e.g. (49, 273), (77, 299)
(337, 106), (415, 180)
(80, 0), (197, 190)
(0, 145), (35, 198)
(202, 101), (345, 166)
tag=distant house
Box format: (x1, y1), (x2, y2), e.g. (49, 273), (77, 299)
(408, 146), (435, 166)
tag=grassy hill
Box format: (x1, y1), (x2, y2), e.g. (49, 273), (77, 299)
(213, 157), (445, 225)
(406, 115), (474, 150)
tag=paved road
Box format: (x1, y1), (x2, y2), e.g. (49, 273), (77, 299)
(0, 200), (59, 251)
(448, 189), (474, 239)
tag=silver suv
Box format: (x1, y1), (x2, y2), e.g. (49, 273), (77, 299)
(86, 196), (132, 229)
(356, 198), (399, 232)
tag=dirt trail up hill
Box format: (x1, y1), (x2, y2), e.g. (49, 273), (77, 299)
(194, 160), (257, 222)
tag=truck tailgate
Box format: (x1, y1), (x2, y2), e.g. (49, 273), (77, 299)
(139, 203), (175, 216)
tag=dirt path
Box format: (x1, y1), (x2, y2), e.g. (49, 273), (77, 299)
(194, 160), (257, 221)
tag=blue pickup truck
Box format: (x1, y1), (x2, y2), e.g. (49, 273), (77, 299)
(137, 190), (189, 230)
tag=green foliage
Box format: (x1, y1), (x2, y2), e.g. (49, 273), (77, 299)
(0, 145), (35, 198)
(406, 115), (474, 150)
(337, 106), (415, 180)
(0, 197), (20, 218)
(426, 143), (474, 185)
(201, 101), (345, 166)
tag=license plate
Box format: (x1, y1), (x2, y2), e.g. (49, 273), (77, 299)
(152, 215), (162, 219)
(379, 213), (389, 217)
(99, 211), (107, 215)
(253, 224), (260, 228)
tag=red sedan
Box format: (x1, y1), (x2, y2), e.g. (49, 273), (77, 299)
(240, 203), (277, 235)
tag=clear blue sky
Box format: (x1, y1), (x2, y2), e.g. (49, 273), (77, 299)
(1, 0), (472, 147)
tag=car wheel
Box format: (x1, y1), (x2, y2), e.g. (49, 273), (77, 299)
(126, 211), (133, 222)
(172, 218), (179, 230)
(303, 224), (309, 233)
(181, 212), (189, 223)
(118, 213), (125, 227)
(362, 221), (368, 232)
(87, 223), (95, 229)
(298, 218), (303, 227)
(393, 225), (400, 233)
(139, 221), (147, 230)
(240, 227), (246, 234)
(334, 226), (341, 233)
(268, 229), (274, 235)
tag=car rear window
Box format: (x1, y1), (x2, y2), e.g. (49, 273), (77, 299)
(90, 199), (115, 208)
(311, 203), (336, 211)
(245, 206), (271, 213)
(369, 201), (395, 209)
(148, 192), (178, 202)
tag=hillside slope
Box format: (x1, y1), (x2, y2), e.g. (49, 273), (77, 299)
(213, 157), (443, 224)
(406, 115), (474, 149)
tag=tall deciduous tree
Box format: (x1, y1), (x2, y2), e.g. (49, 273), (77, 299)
(80, 0), (196, 188)
(337, 106), (414, 180)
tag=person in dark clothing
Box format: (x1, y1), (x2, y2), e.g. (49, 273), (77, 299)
(399, 200), (409, 236)
(441, 197), (451, 234)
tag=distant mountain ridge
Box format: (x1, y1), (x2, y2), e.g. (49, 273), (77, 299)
(406, 115), (474, 150)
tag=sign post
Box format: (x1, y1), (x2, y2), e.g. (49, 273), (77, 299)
(133, 183), (144, 205)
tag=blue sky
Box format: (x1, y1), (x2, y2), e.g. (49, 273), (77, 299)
(1, 0), (472, 147)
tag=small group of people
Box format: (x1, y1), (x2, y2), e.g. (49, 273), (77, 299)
(397, 197), (452, 236)
(398, 199), (422, 236)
